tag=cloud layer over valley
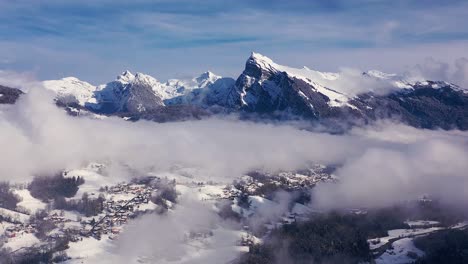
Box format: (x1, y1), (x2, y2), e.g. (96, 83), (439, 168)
(1, 82), (468, 205)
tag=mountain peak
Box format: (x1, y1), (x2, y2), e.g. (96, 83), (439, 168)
(195, 71), (220, 85)
(134, 72), (159, 83)
(243, 52), (280, 79)
(249, 52), (274, 63)
(116, 71), (160, 87)
(197, 71), (214, 79)
(248, 52), (276, 68)
(117, 70), (135, 83)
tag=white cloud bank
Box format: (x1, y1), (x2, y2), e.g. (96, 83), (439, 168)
(1, 81), (467, 205)
(406, 57), (468, 88)
(313, 123), (468, 209)
(0, 88), (362, 183)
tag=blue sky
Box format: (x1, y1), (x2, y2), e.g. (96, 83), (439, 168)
(1, 0), (468, 83)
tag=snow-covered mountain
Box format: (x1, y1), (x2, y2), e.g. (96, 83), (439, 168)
(42, 52), (408, 113)
(225, 52), (353, 110)
(218, 53), (467, 129)
(39, 52), (468, 129)
(43, 77), (97, 106)
(43, 70), (235, 115)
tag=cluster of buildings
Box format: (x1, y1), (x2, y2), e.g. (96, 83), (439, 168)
(275, 169), (337, 189)
(1, 181), (159, 251)
(3, 223), (36, 239)
(223, 166), (336, 198)
(84, 183), (155, 240)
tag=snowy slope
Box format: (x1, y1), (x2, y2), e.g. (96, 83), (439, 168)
(241, 52), (353, 108)
(164, 71), (221, 99)
(375, 238), (424, 264)
(162, 71), (229, 105)
(368, 227), (444, 250)
(239, 53), (421, 109)
(363, 70), (413, 89)
(95, 71), (165, 113)
(14, 189), (46, 214)
(0, 208), (30, 223)
(43, 77), (98, 106)
(3, 233), (40, 251)
(43, 71), (229, 111)
(248, 52), (339, 83)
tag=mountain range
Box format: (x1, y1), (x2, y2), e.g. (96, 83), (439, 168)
(3, 53), (468, 130)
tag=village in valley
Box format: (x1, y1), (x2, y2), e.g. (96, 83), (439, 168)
(0, 162), (337, 263)
(0, 162), (180, 263)
(2, 162), (459, 264)
(0, 181), (158, 261)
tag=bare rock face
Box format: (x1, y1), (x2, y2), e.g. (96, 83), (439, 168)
(218, 53), (468, 130)
(351, 85), (468, 130)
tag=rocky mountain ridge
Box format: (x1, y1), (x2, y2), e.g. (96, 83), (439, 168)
(4, 52), (468, 130)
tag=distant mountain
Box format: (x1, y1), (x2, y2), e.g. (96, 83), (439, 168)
(222, 53), (468, 130)
(43, 70), (235, 116)
(0, 85), (23, 104)
(25, 53), (468, 129)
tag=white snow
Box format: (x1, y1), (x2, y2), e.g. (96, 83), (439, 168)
(232, 195), (278, 217)
(49, 209), (82, 222)
(375, 238), (424, 264)
(451, 221), (468, 229)
(66, 236), (114, 260)
(109, 192), (135, 202)
(44, 70), (224, 110)
(196, 184), (226, 200)
(368, 227), (444, 250)
(0, 208), (30, 223)
(4, 233), (40, 251)
(163, 71), (222, 101)
(64, 229), (248, 264)
(14, 189), (46, 213)
(135, 201), (158, 212)
(0, 222), (13, 234)
(116, 70), (135, 84)
(371, 222), (459, 264)
(43, 77), (97, 106)
(65, 164), (121, 200)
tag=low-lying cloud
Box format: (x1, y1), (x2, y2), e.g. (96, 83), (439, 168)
(326, 67), (401, 96)
(0, 87), (369, 183)
(406, 57), (468, 88)
(2, 84), (468, 207)
(313, 123), (468, 209)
